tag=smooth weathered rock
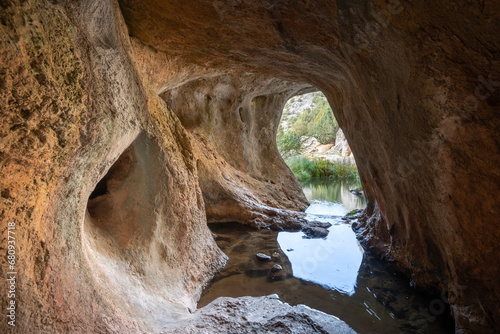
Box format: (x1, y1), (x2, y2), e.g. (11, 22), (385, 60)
(118, 0), (500, 331)
(267, 267), (287, 282)
(162, 74), (311, 227)
(1, 0), (499, 333)
(0, 1), (226, 333)
(303, 226), (330, 239)
(328, 128), (352, 157)
(271, 264), (283, 273)
(171, 295), (357, 334)
(255, 253), (272, 262)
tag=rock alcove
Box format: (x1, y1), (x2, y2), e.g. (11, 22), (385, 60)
(0, 0), (498, 333)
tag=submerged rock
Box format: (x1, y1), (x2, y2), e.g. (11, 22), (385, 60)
(342, 209), (364, 222)
(350, 188), (364, 197)
(255, 253), (272, 262)
(267, 265), (289, 281)
(307, 220), (333, 228)
(302, 226), (330, 239)
(270, 264), (283, 272)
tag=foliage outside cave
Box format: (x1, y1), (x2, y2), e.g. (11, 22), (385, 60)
(277, 92), (359, 181)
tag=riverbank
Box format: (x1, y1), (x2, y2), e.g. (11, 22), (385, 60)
(285, 155), (359, 181)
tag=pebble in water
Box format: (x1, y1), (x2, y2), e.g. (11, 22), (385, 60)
(256, 253), (271, 261)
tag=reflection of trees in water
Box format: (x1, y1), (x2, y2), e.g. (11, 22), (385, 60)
(300, 178), (366, 210)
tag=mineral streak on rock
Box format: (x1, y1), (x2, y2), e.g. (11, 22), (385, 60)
(0, 0), (499, 333)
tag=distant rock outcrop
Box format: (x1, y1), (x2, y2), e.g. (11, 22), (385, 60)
(328, 128), (353, 157)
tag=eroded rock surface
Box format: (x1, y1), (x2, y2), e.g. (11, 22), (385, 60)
(120, 0), (500, 332)
(162, 74), (311, 227)
(0, 1), (226, 332)
(170, 295), (356, 334)
(0, 0), (498, 333)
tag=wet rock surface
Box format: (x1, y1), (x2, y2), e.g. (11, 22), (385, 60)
(199, 219), (455, 333)
(302, 226), (330, 239)
(174, 295), (356, 334)
(120, 0), (500, 331)
(271, 264), (283, 272)
(256, 253), (272, 262)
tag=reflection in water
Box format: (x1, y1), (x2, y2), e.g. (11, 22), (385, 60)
(279, 179), (365, 295)
(278, 224), (363, 295)
(300, 178), (366, 214)
(199, 178), (454, 334)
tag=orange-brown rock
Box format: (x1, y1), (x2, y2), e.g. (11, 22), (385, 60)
(119, 0), (500, 332)
(0, 0), (499, 333)
(0, 1), (227, 332)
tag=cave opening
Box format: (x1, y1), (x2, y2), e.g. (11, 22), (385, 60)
(198, 89), (455, 334)
(276, 90), (358, 179)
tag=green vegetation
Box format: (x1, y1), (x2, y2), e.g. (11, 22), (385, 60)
(276, 127), (301, 157)
(282, 92), (339, 145)
(278, 92), (358, 181)
(346, 209), (359, 216)
(312, 105), (337, 144)
(285, 155), (359, 180)
(298, 178), (365, 204)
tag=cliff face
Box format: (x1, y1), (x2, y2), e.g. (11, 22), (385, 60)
(1, 0), (499, 333)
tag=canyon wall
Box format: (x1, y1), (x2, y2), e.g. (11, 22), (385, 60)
(0, 0), (498, 333)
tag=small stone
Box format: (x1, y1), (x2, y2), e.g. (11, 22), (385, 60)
(271, 252), (280, 261)
(270, 264), (283, 272)
(255, 253), (271, 261)
(308, 221), (332, 228)
(303, 226), (329, 239)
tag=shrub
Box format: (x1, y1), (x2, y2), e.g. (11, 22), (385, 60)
(312, 106), (338, 144)
(285, 155), (359, 180)
(283, 92), (338, 145)
(277, 130), (301, 156)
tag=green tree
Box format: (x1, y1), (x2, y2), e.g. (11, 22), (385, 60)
(291, 119), (308, 136)
(312, 106), (338, 144)
(277, 130), (301, 156)
(280, 92), (339, 145)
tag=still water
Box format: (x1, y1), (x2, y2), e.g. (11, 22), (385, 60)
(199, 178), (454, 333)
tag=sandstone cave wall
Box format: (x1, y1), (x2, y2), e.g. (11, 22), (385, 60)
(0, 0), (498, 333)
(159, 75), (311, 225)
(120, 0), (500, 332)
(0, 0), (225, 333)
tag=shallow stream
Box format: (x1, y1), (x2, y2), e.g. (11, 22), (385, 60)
(199, 178), (454, 333)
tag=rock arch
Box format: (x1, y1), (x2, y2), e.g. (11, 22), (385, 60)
(0, 0), (498, 332)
